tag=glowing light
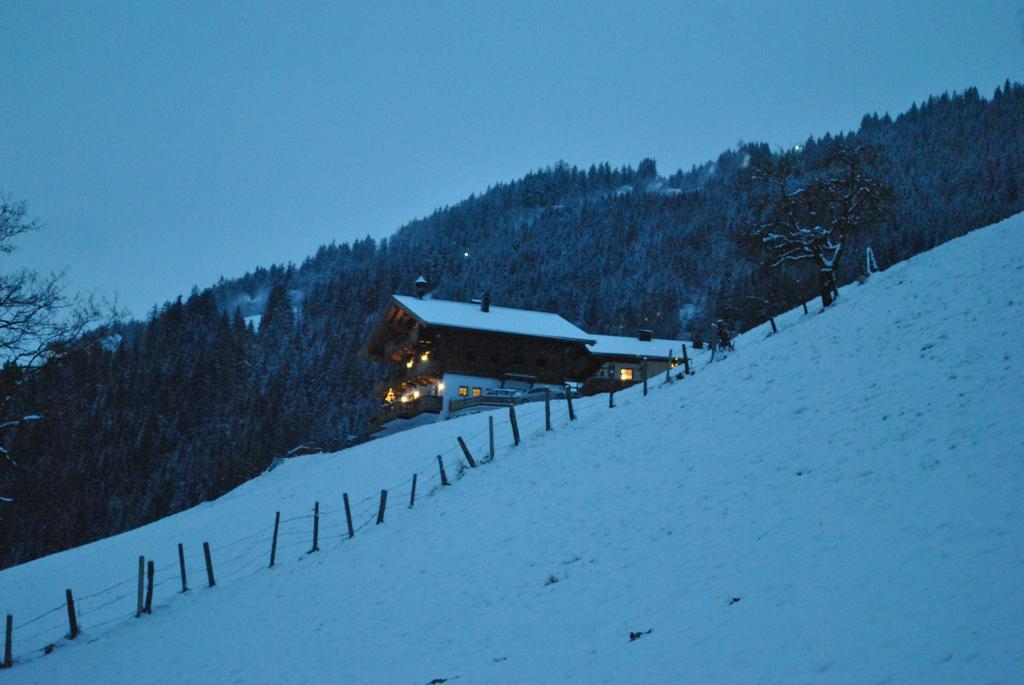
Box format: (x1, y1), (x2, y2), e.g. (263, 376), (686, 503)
(463, 251), (470, 257)
(406, 359), (414, 368)
(384, 388), (395, 403)
(420, 353), (429, 362)
(438, 382), (445, 391)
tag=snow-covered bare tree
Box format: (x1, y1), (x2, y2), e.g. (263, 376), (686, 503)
(0, 197), (105, 503)
(747, 145), (892, 307)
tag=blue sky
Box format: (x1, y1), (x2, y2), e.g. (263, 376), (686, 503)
(1, 1), (1021, 316)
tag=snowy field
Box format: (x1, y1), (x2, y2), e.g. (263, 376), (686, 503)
(2, 213), (1023, 683)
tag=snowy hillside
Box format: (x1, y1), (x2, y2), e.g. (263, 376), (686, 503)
(3, 213), (1024, 683)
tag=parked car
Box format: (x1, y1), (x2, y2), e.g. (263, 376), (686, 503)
(480, 388), (522, 402)
(516, 386), (568, 403)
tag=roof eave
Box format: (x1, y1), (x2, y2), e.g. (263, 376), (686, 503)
(361, 296), (410, 361)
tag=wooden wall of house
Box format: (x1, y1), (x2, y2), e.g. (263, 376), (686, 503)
(430, 328), (599, 384)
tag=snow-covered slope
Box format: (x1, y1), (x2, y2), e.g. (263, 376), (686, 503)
(3, 214), (1024, 683)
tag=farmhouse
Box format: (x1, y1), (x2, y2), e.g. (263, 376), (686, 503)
(362, 281), (599, 432)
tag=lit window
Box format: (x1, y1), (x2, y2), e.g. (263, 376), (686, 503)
(458, 386), (468, 397)
(472, 387), (481, 397)
(620, 368), (634, 381)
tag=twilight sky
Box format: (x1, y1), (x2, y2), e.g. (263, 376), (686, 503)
(1, 1), (1021, 316)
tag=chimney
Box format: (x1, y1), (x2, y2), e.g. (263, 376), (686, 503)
(414, 275), (428, 299)
(481, 290), (490, 313)
(637, 328), (653, 341)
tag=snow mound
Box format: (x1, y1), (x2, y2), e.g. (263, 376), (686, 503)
(3, 213), (1024, 683)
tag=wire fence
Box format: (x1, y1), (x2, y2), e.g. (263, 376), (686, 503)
(1, 367), (696, 669)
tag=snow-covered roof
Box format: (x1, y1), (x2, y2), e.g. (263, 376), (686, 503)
(587, 333), (686, 359)
(393, 294), (594, 344)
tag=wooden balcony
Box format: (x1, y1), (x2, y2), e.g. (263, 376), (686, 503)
(371, 357), (445, 398)
(380, 328), (422, 360)
(369, 394), (444, 432)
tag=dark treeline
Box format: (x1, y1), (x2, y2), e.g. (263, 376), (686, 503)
(2, 82), (1022, 567)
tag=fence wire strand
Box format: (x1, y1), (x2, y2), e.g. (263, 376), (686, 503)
(4, 385), (657, 667)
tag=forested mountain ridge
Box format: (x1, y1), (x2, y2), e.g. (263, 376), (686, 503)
(2, 82), (1022, 568)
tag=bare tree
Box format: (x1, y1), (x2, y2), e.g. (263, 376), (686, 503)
(747, 145), (891, 307)
(0, 196), (108, 503)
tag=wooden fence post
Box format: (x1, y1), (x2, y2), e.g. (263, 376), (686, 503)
(144, 561), (154, 614)
(488, 416), (495, 461)
(437, 455), (450, 486)
(203, 542), (216, 588)
(3, 614), (11, 669)
(376, 490), (388, 524)
(802, 300), (809, 315)
(270, 512), (280, 567)
(544, 388), (552, 431)
(343, 493), (354, 537)
(608, 364), (616, 408)
(682, 345), (690, 375)
(565, 385), (576, 421)
(136, 556), (145, 618)
(509, 406), (520, 446)
(65, 589), (78, 639)
(665, 349), (673, 382)
(310, 501), (320, 553)
(642, 358), (648, 395)
(457, 436), (477, 468)
(178, 543), (188, 592)
(409, 474), (418, 508)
